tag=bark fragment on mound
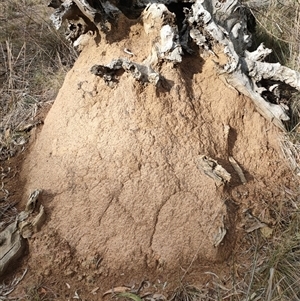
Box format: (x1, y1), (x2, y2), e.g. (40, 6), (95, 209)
(0, 190), (45, 277)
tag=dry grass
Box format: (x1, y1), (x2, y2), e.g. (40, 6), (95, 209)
(243, 0), (300, 174)
(0, 0), (77, 162)
(0, 0), (77, 227)
(170, 284), (210, 301)
(280, 132), (300, 176)
(248, 209), (300, 301)
(245, 0), (300, 68)
(24, 280), (58, 301)
(225, 4), (300, 300)
(0, 2), (77, 277)
(223, 188), (300, 301)
(0, 269), (28, 300)
(0, 165), (19, 231)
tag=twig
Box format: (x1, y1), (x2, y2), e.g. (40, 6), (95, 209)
(180, 245), (202, 282)
(229, 156), (247, 184)
(266, 267), (275, 301)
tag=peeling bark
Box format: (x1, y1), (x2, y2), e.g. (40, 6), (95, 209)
(48, 0), (300, 130)
(91, 58), (160, 86)
(0, 190), (45, 277)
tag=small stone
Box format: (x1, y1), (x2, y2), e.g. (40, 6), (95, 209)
(86, 275), (94, 283)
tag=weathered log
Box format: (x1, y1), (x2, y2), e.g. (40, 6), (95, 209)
(0, 190), (45, 277)
(49, 0), (300, 130)
(0, 221), (25, 277)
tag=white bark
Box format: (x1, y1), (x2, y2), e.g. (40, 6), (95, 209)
(48, 0), (300, 130)
(91, 58), (160, 86)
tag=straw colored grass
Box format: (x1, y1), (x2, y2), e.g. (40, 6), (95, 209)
(0, 0), (77, 162)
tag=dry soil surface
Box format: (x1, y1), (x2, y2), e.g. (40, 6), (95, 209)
(4, 14), (295, 301)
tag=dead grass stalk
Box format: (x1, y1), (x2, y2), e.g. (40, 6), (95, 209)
(0, 0), (77, 162)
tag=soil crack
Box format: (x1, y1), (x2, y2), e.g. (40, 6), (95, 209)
(98, 196), (114, 226)
(149, 190), (179, 249)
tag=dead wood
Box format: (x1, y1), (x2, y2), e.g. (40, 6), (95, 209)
(48, 0), (300, 130)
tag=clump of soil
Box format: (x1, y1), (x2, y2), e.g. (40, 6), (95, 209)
(13, 11), (292, 300)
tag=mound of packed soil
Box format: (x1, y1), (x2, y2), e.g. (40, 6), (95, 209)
(20, 15), (289, 294)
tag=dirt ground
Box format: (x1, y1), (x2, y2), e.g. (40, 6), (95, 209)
(1, 11), (298, 301)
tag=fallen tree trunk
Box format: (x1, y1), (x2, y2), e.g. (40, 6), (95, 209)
(49, 0), (300, 130)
